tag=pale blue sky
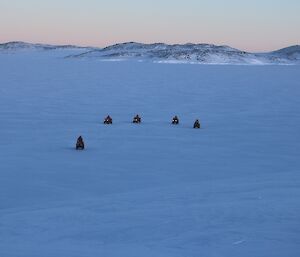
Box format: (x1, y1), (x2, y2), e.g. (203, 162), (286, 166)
(0, 0), (299, 51)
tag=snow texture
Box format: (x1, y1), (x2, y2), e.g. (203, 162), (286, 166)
(0, 47), (300, 257)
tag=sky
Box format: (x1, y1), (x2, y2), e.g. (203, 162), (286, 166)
(0, 0), (299, 52)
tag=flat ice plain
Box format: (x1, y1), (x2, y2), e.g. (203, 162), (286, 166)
(0, 50), (300, 257)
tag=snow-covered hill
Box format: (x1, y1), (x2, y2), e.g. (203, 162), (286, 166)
(271, 45), (300, 61)
(1, 41), (300, 64)
(0, 41), (94, 53)
(70, 42), (300, 65)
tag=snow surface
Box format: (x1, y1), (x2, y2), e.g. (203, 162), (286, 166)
(0, 49), (300, 257)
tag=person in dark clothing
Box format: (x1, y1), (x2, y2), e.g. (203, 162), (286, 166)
(193, 119), (200, 129)
(76, 136), (85, 150)
(104, 115), (113, 124)
(172, 115), (179, 125)
(133, 114), (141, 123)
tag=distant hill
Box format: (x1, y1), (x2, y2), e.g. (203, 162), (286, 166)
(271, 45), (300, 61)
(69, 42), (300, 65)
(0, 41), (94, 51)
(1, 41), (300, 64)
